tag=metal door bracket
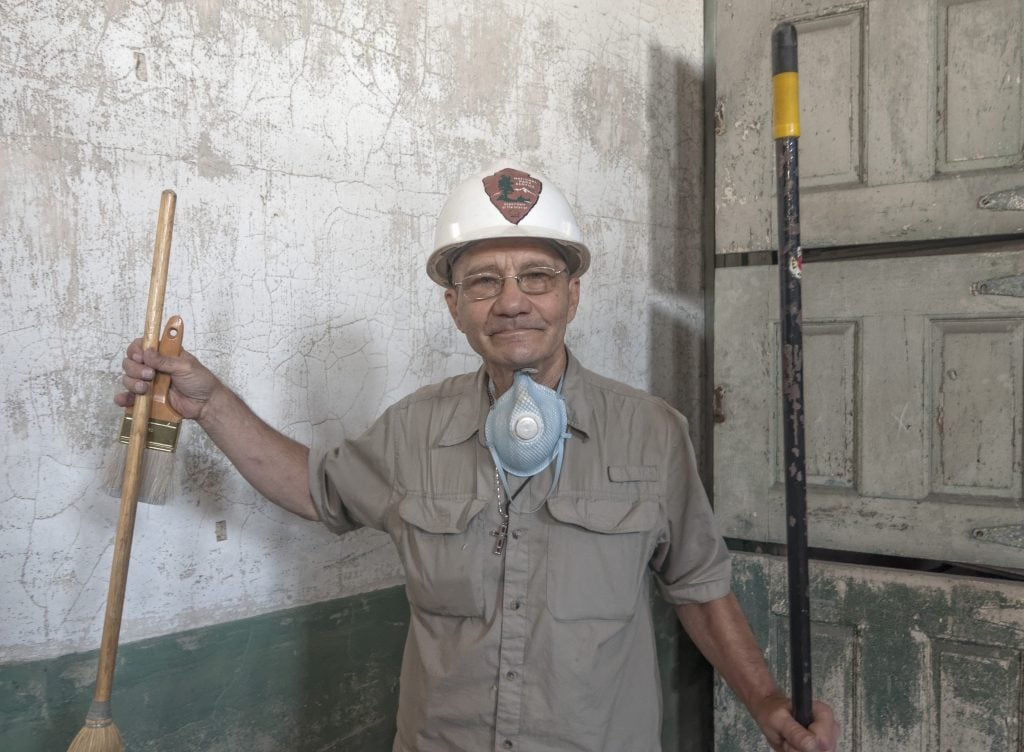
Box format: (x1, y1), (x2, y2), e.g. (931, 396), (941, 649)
(713, 385), (727, 423)
(971, 525), (1024, 549)
(978, 187), (1024, 211)
(972, 274), (1024, 298)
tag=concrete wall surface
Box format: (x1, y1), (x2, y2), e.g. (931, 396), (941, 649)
(1, 0), (705, 662)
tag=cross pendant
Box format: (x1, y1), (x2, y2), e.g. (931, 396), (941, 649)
(491, 522), (508, 556)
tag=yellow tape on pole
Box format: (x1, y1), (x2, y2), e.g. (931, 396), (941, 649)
(772, 71), (800, 139)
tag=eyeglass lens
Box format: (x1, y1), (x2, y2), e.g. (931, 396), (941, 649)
(459, 267), (564, 300)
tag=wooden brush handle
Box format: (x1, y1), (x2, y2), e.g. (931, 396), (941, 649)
(94, 189), (176, 703)
(150, 315), (183, 422)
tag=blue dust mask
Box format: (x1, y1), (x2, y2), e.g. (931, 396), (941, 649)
(485, 369), (571, 503)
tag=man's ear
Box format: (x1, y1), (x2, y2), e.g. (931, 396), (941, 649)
(444, 288), (463, 331)
(566, 277), (581, 324)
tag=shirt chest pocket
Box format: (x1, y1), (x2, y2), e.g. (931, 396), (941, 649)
(545, 496), (662, 621)
(395, 495), (490, 618)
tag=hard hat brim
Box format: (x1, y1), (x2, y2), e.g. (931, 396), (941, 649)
(427, 236), (591, 288)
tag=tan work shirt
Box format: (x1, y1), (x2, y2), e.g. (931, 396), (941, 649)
(309, 351), (731, 752)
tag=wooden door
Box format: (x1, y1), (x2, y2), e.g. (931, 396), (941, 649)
(713, 0), (1024, 749)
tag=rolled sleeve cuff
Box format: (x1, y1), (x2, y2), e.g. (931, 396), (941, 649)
(656, 554), (733, 605)
(308, 446), (362, 536)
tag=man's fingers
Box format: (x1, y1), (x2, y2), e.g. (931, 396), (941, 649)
(760, 698), (839, 752)
(769, 710), (823, 752)
(790, 724), (822, 752)
(121, 353), (155, 398)
(126, 337), (145, 362)
(141, 346), (189, 375)
(122, 353), (155, 379)
(781, 701), (840, 752)
(113, 390), (135, 408)
(809, 700), (840, 751)
(121, 374), (149, 395)
(117, 342), (160, 404)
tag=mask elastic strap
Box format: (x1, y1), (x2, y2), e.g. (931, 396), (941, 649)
(546, 378), (568, 498)
(542, 428), (570, 500)
(526, 376), (569, 511)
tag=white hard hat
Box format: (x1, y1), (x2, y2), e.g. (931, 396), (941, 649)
(427, 164), (591, 287)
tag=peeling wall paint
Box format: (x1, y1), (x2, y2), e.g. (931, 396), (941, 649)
(1, 0), (705, 662)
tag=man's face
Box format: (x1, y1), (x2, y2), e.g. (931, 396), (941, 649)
(444, 238), (580, 392)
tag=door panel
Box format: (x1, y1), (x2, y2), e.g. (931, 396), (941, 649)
(715, 0), (1024, 253)
(719, 553), (1024, 752)
(939, 0), (1024, 173)
(714, 244), (1024, 568)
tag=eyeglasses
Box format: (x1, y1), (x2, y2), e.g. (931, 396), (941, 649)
(453, 266), (568, 301)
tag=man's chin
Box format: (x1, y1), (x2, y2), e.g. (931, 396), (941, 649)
(485, 345), (542, 370)
(483, 340), (565, 375)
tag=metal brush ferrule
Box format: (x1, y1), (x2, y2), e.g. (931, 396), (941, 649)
(118, 414), (181, 452)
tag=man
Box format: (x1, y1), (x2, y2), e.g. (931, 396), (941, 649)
(118, 165), (839, 752)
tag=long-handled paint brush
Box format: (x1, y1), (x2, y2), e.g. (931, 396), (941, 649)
(69, 189), (176, 752)
(101, 315), (185, 504)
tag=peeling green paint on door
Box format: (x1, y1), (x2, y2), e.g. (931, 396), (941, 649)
(719, 553), (1024, 752)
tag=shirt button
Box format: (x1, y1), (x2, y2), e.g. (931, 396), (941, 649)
(510, 600), (521, 610)
(511, 529), (522, 539)
(503, 740), (514, 749)
(506, 670), (518, 680)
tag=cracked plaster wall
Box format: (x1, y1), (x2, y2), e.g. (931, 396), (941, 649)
(1, 0), (706, 662)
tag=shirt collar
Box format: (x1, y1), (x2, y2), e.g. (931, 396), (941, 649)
(436, 348), (592, 448)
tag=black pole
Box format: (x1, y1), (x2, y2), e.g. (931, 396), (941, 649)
(772, 21), (813, 729)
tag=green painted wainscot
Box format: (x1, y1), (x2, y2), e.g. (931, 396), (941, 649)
(1, 586), (707, 751)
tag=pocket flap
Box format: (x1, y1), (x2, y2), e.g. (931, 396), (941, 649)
(397, 495), (488, 534)
(547, 496), (660, 534)
(607, 465), (659, 482)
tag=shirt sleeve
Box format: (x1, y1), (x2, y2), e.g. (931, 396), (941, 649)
(307, 405), (402, 535)
(651, 411), (732, 605)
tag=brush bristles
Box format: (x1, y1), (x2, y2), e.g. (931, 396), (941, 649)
(100, 442), (177, 505)
(67, 719), (123, 752)
(131, 449), (176, 505)
(100, 442), (128, 499)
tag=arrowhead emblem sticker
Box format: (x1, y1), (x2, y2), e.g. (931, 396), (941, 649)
(482, 168), (543, 224)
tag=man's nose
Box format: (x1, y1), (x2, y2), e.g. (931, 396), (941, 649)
(491, 275), (532, 314)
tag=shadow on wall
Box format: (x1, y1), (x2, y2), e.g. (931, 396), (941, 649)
(645, 45), (714, 752)
(646, 46), (707, 464)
